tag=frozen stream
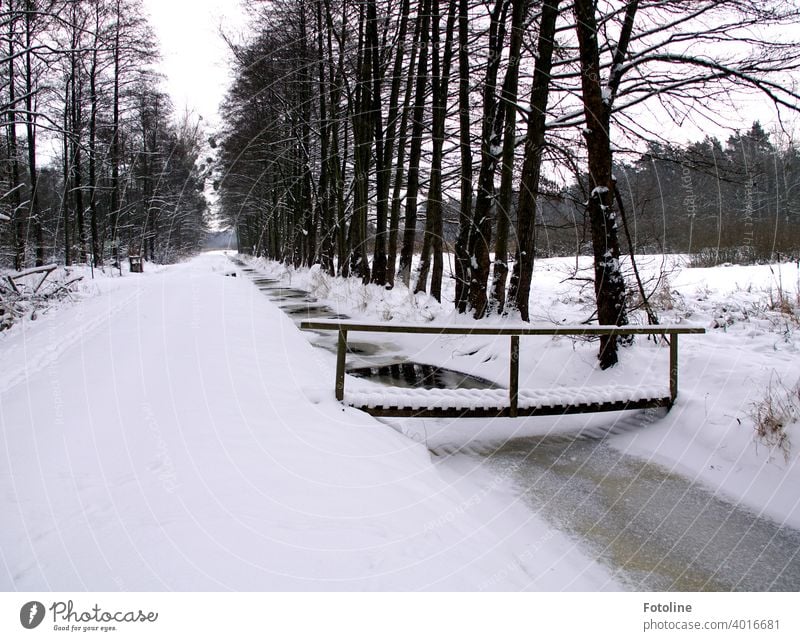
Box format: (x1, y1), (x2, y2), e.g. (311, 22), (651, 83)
(440, 434), (800, 590)
(237, 261), (800, 591)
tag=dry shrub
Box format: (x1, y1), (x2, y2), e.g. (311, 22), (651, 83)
(750, 377), (799, 462)
(766, 263), (800, 325)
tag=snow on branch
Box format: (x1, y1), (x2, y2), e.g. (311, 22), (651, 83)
(1, 265), (83, 331)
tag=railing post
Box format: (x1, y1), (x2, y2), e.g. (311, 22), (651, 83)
(336, 329), (348, 401)
(669, 332), (678, 404)
(510, 335), (520, 417)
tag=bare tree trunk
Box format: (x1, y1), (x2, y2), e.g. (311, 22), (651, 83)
(386, 9), (420, 286)
(338, 114), (349, 276)
(508, 0), (560, 320)
(468, 0), (509, 317)
(574, 0), (637, 368)
(88, 7), (102, 267)
(110, 0), (122, 267)
(489, 0), (529, 313)
(415, 0), (456, 301)
(397, 0), (431, 287)
(322, 0), (347, 275)
(69, 2), (87, 263)
(453, 0), (473, 312)
(350, 0), (372, 282)
(366, 0), (387, 284)
(7, 3), (24, 270)
(371, 0), (410, 286)
(315, 0), (332, 273)
(299, 0), (315, 267)
(23, 1), (45, 266)
(61, 82), (71, 266)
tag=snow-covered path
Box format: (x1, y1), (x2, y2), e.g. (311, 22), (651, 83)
(0, 253), (615, 590)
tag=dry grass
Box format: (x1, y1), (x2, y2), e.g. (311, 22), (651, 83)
(750, 377), (799, 462)
(766, 264), (800, 326)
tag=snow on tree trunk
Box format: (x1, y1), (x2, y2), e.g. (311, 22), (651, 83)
(574, 0), (636, 368)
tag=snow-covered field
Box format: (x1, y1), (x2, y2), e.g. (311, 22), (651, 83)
(2, 251), (798, 591)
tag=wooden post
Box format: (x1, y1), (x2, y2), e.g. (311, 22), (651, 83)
(669, 332), (678, 404)
(296, 321), (704, 415)
(510, 335), (520, 417)
(336, 329), (348, 401)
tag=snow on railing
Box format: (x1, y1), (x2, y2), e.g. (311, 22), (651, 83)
(300, 320), (705, 418)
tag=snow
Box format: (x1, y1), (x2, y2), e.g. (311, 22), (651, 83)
(347, 387), (509, 411)
(9, 263), (58, 279)
(4, 249), (799, 591)
(0, 252), (616, 590)
(345, 384), (667, 411)
(303, 318), (699, 335)
(251, 253), (800, 532)
(519, 385), (667, 408)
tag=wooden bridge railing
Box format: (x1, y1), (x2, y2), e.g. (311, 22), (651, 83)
(300, 321), (705, 418)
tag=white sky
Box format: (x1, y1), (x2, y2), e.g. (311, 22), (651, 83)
(141, 0), (249, 127)
(139, 1), (796, 150)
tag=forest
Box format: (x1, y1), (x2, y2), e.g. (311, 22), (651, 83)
(217, 0), (800, 364)
(0, 0), (208, 271)
(3, 1), (800, 367)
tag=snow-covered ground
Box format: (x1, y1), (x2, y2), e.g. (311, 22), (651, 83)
(3, 250), (798, 592)
(0, 252), (617, 590)
(252, 254), (800, 532)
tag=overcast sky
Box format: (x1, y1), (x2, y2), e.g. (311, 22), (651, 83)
(141, 0), (249, 127)
(140, 0), (793, 147)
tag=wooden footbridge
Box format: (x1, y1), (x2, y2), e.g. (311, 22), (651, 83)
(300, 321), (705, 419)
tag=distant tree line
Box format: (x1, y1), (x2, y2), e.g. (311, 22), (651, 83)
(619, 122), (800, 264)
(0, 0), (208, 271)
(218, 0), (800, 367)
(522, 121), (800, 263)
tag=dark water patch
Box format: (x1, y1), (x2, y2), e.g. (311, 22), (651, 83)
(282, 303), (332, 315)
(342, 342), (384, 356)
(259, 287), (310, 297)
(306, 334), (398, 358)
(348, 362), (499, 390)
(281, 305), (351, 321)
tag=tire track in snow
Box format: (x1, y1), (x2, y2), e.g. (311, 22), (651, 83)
(0, 286), (143, 397)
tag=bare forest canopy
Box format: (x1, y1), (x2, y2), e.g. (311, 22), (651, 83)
(217, 0), (800, 366)
(0, 0), (209, 271)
